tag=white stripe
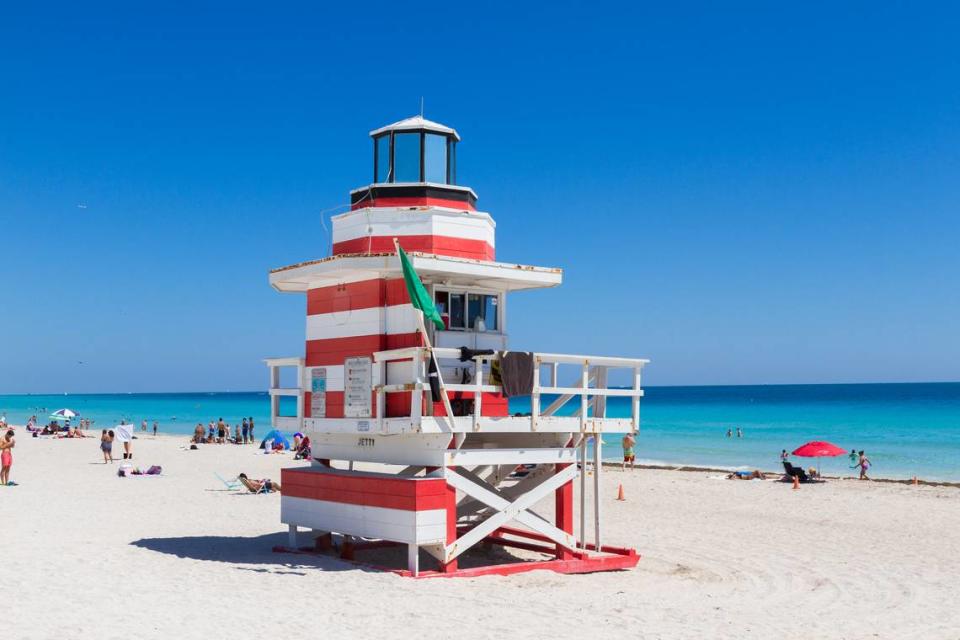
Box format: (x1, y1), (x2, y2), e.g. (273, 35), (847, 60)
(332, 207), (495, 247)
(306, 307), (381, 340)
(306, 305), (418, 341)
(281, 496), (446, 543)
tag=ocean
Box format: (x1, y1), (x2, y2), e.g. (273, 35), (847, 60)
(2, 382), (957, 481)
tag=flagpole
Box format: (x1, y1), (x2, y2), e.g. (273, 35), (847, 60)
(392, 239), (460, 440)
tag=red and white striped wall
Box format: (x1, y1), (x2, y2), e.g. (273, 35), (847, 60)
(302, 277), (508, 419)
(331, 207), (496, 261)
(303, 277), (418, 418)
(281, 468), (453, 545)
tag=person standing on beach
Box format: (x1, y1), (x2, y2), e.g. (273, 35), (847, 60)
(153, 421), (158, 436)
(858, 451), (871, 480)
(248, 417), (255, 444)
(1, 429), (15, 485)
(241, 418), (249, 444)
(100, 429), (114, 463)
(141, 419), (147, 432)
(621, 433), (636, 471)
(234, 424), (240, 444)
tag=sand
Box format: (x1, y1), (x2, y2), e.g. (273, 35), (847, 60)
(4, 430), (959, 640)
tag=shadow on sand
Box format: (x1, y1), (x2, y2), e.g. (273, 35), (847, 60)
(130, 533), (362, 574)
(132, 532), (538, 575)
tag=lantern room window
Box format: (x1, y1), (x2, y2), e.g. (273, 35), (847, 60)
(372, 127), (458, 185)
(424, 133), (447, 183)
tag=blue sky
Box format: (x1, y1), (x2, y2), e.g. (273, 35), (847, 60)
(1, 2), (958, 393)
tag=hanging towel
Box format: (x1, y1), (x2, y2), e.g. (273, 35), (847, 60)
(427, 352), (443, 403)
(499, 351), (535, 397)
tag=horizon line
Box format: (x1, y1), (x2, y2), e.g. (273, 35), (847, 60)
(2, 379), (959, 397)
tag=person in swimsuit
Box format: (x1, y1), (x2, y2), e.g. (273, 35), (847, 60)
(1, 429), (15, 485)
(237, 473), (281, 494)
(248, 417), (254, 444)
(241, 418), (249, 444)
(858, 450), (871, 480)
(621, 433), (636, 471)
(153, 421), (158, 436)
(727, 470), (766, 480)
(780, 449), (789, 462)
(100, 429), (114, 463)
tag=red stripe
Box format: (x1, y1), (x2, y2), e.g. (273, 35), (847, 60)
(281, 470), (447, 510)
(305, 332), (422, 367)
(351, 197), (475, 211)
(305, 278), (410, 316)
(307, 279), (384, 315)
(332, 235), (494, 261)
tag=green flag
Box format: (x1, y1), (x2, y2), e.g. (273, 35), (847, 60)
(397, 243), (445, 330)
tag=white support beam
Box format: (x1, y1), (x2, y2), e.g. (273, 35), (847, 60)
(444, 465), (579, 563)
(444, 447), (579, 466)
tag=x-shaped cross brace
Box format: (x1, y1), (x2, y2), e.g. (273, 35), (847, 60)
(442, 464), (580, 564)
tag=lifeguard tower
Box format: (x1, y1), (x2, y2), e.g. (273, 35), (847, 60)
(265, 116), (648, 577)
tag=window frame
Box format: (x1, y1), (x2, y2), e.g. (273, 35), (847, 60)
(372, 130), (457, 185)
(432, 285), (502, 333)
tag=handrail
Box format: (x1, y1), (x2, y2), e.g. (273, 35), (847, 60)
(370, 346), (645, 433)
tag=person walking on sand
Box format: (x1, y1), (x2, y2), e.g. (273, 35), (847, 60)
(152, 421), (158, 437)
(1, 429), (15, 485)
(858, 450), (871, 480)
(100, 429), (114, 463)
(621, 433), (636, 471)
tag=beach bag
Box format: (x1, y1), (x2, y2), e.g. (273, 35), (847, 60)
(146, 465), (161, 475)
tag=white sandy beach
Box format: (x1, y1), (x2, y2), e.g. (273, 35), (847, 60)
(4, 430), (959, 640)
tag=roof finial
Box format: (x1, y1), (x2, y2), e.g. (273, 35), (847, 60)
(419, 96), (424, 118)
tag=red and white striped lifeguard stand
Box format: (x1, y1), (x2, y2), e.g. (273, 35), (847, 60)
(265, 116), (648, 577)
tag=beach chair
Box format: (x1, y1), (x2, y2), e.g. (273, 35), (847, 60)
(214, 473), (241, 491)
(782, 461), (809, 482)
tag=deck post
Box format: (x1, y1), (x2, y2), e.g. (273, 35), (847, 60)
(554, 462), (574, 560)
(408, 544), (420, 576)
(579, 436), (587, 549)
(440, 480), (458, 573)
(593, 433), (602, 550)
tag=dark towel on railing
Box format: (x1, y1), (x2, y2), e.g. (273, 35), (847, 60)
(459, 347), (495, 362)
(499, 351), (535, 397)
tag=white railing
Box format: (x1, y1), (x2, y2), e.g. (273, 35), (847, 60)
(264, 357), (304, 430)
(372, 347), (648, 433)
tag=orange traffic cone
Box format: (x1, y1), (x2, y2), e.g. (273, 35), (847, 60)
(616, 483), (626, 501)
(792, 475), (800, 490)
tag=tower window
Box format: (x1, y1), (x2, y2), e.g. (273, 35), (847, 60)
(393, 133), (420, 182)
(424, 134), (447, 184)
(375, 134), (391, 182)
(434, 289), (499, 332)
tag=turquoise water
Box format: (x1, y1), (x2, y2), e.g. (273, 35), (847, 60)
(2, 383), (957, 481)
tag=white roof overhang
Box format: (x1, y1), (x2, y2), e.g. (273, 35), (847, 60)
(269, 252), (562, 293)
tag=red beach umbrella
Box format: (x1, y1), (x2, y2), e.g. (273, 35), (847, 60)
(791, 441), (846, 478)
(792, 441), (846, 458)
